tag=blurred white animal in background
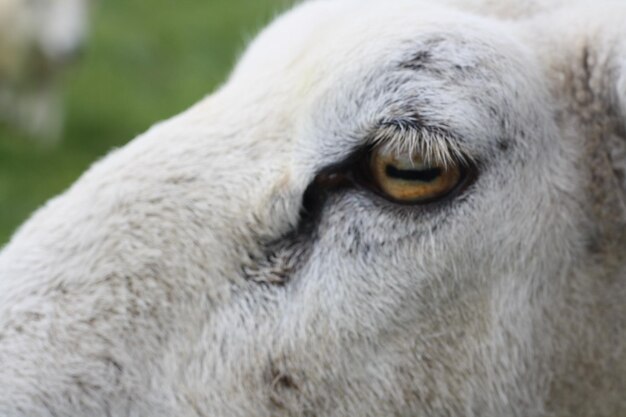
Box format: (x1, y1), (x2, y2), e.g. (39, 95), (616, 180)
(0, 0), (89, 142)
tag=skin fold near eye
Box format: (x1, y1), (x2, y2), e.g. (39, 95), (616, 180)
(369, 150), (462, 203)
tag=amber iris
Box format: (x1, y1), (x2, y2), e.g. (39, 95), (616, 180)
(369, 150), (462, 203)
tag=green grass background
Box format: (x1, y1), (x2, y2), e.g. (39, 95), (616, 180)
(0, 0), (291, 245)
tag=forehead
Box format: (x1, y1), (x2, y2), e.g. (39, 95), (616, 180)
(226, 0), (546, 171)
(234, 0), (526, 86)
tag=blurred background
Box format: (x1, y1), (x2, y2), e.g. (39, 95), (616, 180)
(0, 0), (291, 244)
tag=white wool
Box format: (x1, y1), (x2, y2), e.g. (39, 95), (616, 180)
(0, 0), (624, 416)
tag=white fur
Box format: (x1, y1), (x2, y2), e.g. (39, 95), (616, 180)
(0, 0), (624, 415)
(0, 0), (88, 141)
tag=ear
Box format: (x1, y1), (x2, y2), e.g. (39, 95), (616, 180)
(618, 60), (626, 133)
(615, 64), (626, 187)
(524, 3), (626, 241)
(600, 24), (626, 193)
(538, 4), (626, 188)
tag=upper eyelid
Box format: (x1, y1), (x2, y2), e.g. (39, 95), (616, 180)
(311, 117), (467, 178)
(376, 117), (455, 140)
(370, 117), (471, 167)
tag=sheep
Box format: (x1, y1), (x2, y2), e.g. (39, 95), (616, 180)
(0, 0), (624, 415)
(0, 0), (89, 142)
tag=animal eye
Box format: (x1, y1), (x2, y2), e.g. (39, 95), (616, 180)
(365, 148), (464, 204)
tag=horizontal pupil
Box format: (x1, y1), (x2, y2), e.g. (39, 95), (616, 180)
(385, 164), (442, 182)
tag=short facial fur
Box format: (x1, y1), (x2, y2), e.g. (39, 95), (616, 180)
(0, 0), (624, 416)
